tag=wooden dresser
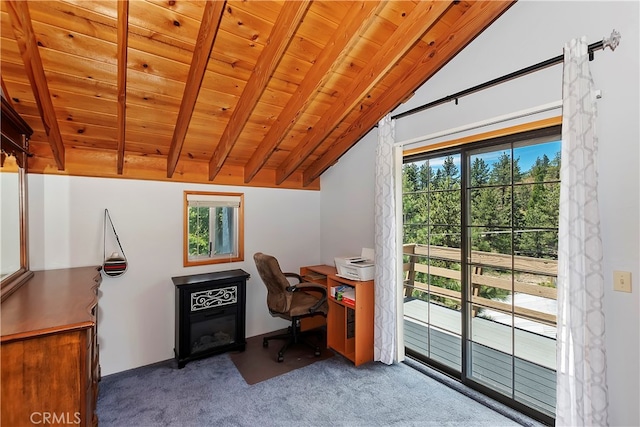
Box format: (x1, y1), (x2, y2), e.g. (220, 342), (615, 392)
(1, 266), (102, 427)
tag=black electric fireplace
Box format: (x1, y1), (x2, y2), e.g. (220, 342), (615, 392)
(172, 269), (250, 368)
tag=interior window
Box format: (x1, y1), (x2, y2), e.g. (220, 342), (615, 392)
(184, 191), (244, 266)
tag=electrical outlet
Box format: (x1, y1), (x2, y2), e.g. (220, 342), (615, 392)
(613, 271), (632, 293)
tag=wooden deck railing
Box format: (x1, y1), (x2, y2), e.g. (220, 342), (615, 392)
(403, 243), (558, 326)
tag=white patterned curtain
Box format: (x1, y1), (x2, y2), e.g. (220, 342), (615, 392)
(556, 36), (609, 426)
(374, 114), (402, 365)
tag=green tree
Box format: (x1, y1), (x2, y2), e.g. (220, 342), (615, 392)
(518, 154), (560, 259)
(470, 157), (491, 187)
(469, 157), (494, 252)
(402, 163), (421, 245)
(189, 207), (210, 256)
(429, 156), (460, 248)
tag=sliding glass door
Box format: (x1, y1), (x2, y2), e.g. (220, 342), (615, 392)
(402, 127), (561, 423)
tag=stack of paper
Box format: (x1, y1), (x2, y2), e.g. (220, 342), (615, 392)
(341, 288), (356, 306)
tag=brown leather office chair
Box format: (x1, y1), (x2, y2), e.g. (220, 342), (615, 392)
(253, 252), (328, 362)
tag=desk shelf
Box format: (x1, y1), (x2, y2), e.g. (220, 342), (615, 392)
(326, 274), (374, 366)
(300, 264), (336, 287)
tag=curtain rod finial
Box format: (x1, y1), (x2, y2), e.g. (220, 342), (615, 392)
(604, 29), (621, 51)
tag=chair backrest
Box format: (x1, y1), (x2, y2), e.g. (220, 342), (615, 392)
(253, 252), (293, 314)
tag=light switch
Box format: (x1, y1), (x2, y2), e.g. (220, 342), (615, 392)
(613, 271), (632, 293)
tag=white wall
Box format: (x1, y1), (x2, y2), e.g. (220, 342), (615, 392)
(28, 175), (321, 375)
(320, 130), (376, 264)
(320, 1), (639, 426)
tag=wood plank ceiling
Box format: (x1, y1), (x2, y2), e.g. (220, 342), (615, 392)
(1, 0), (513, 190)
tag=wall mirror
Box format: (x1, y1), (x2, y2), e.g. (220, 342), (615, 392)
(1, 96), (33, 301)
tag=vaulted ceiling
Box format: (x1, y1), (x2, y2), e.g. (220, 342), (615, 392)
(1, 0), (513, 190)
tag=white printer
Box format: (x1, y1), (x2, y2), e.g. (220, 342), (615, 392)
(334, 248), (375, 281)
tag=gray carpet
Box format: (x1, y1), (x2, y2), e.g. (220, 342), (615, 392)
(97, 352), (543, 426)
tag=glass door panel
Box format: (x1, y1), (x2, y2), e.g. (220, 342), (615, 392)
(465, 137), (560, 419)
(403, 154), (462, 372)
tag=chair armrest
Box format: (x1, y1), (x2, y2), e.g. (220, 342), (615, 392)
(285, 282), (328, 313)
(285, 282), (326, 295)
(308, 295), (327, 313)
(283, 272), (303, 283)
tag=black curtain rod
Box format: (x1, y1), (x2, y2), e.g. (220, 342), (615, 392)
(391, 37), (613, 121)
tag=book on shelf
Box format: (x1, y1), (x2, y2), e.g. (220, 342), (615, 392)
(331, 284), (348, 298)
(331, 284), (355, 303)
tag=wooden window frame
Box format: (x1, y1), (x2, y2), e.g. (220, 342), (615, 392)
(183, 191), (244, 267)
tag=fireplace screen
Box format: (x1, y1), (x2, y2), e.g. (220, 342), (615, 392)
(190, 310), (236, 354)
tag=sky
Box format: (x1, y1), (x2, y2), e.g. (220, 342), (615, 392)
(409, 139), (562, 174)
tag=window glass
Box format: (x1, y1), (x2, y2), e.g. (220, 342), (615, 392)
(184, 191), (244, 266)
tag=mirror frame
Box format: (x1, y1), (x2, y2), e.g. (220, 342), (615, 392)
(1, 96), (33, 302)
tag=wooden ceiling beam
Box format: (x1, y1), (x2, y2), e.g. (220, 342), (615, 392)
(302, 1), (516, 187)
(208, 0), (311, 181)
(275, 0), (453, 185)
(116, 0), (129, 175)
(242, 1), (385, 184)
(6, 0), (65, 170)
(1, 78), (15, 109)
(166, 0), (226, 178)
